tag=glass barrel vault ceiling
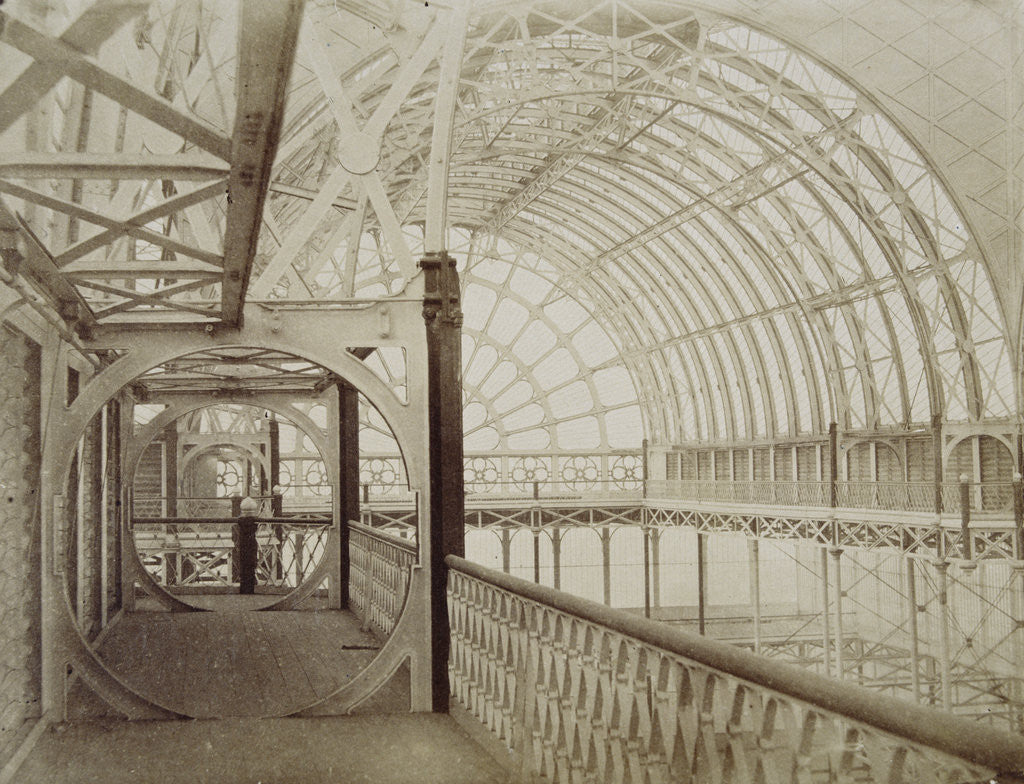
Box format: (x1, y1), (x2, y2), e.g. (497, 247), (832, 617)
(0, 0), (1015, 450)
(288, 0), (1012, 446)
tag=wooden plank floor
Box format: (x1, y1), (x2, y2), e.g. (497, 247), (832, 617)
(15, 714), (511, 784)
(96, 607), (390, 718)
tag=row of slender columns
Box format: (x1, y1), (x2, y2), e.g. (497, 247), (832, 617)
(478, 518), (1024, 722)
(492, 523), (670, 615)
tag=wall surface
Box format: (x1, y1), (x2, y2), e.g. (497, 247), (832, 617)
(0, 326), (42, 763)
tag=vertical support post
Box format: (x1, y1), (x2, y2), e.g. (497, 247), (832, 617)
(230, 495), (242, 583)
(696, 530), (706, 635)
(237, 520), (257, 594)
(935, 559), (953, 712)
(75, 438), (85, 625)
(109, 398), (123, 612)
(820, 546), (832, 677)
(959, 474), (972, 560)
(749, 538), (761, 655)
(119, 402), (134, 613)
(237, 501), (258, 595)
(830, 547), (844, 678)
(269, 415), (281, 515)
(905, 555), (921, 703)
(971, 434), (983, 510)
(1014, 473), (1024, 561)
(650, 527), (661, 609)
(932, 412), (944, 515)
(643, 523), (651, 619)
(641, 437), (649, 499)
(243, 456), (252, 499)
(601, 526), (612, 605)
(532, 521), (541, 584)
(500, 527), (511, 574)
(932, 413), (946, 560)
(551, 526), (561, 590)
(267, 413), (284, 587)
(828, 422), (838, 508)
(337, 381), (360, 609)
(422, 251), (465, 713)
(100, 404), (109, 629)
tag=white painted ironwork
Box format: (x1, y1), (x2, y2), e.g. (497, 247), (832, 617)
(348, 520), (417, 639)
(447, 555), (1024, 784)
(132, 516), (331, 591)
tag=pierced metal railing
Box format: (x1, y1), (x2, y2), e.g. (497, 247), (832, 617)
(132, 516), (332, 591)
(447, 555), (1024, 784)
(647, 479), (1017, 515)
(348, 520), (417, 639)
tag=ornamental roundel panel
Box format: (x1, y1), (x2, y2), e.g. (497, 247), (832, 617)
(302, 459), (330, 496)
(510, 456), (551, 491)
(215, 459), (244, 496)
(464, 457), (500, 494)
(359, 457), (401, 493)
(611, 454), (643, 491)
(559, 455), (600, 491)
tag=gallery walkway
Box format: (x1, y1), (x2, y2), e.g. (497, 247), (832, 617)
(14, 714), (510, 784)
(90, 606), (396, 718)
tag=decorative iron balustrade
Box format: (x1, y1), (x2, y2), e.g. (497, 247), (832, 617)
(132, 516), (332, 591)
(348, 520), (417, 639)
(447, 555), (1024, 784)
(648, 479), (1016, 515)
(357, 479), (643, 506)
(354, 470), (1017, 517)
(357, 453), (644, 498)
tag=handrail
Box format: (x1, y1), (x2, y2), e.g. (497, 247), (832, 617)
(133, 494), (278, 501)
(347, 519), (417, 554)
(131, 515), (330, 527)
(446, 554), (1024, 778)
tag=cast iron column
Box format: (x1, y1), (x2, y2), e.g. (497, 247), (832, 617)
(268, 415), (281, 514)
(422, 251), (465, 712)
(959, 473), (973, 560)
(337, 380), (360, 609)
(268, 414), (283, 585)
(828, 422), (838, 508)
(163, 424), (178, 586)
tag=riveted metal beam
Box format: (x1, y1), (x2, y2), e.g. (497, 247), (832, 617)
(220, 0), (305, 326)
